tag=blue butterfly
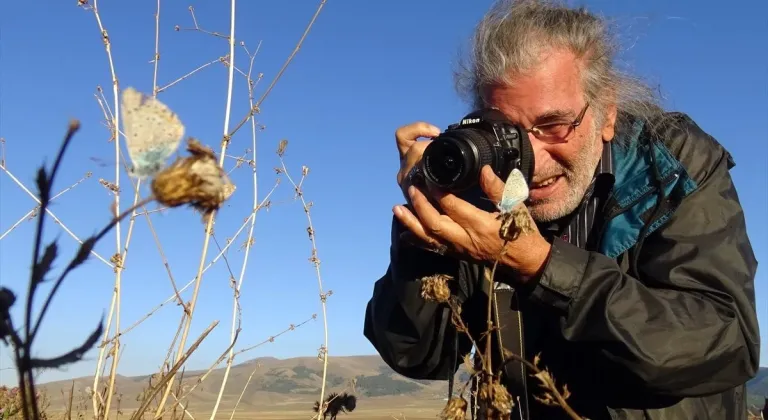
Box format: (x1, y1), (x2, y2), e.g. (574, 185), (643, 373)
(120, 87), (185, 179)
(497, 168), (529, 214)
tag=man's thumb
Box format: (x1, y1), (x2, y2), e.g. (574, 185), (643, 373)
(480, 165), (505, 203)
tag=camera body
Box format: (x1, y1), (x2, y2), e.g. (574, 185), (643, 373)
(416, 108), (535, 211)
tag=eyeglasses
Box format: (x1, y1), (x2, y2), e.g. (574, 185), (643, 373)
(524, 102), (590, 143)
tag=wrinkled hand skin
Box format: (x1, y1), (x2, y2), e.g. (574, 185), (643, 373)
(393, 165), (552, 284)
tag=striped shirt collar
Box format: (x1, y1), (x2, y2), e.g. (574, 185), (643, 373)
(538, 142), (615, 248)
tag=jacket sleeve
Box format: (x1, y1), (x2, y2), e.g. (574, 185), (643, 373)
(525, 125), (760, 397)
(363, 212), (479, 380)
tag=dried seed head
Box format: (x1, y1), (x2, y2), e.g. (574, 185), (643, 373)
(490, 381), (514, 415)
(150, 138), (234, 219)
(420, 274), (452, 303)
(439, 396), (468, 420)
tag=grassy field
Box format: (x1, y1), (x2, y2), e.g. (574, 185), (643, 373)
(44, 397), (448, 419)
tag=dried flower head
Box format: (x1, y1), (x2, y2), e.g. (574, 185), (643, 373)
(151, 138), (234, 218)
(440, 396), (468, 420)
(477, 376), (515, 419)
(498, 206), (535, 241)
(420, 274), (452, 303)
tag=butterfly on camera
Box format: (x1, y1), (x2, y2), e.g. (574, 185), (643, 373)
(496, 168), (533, 241)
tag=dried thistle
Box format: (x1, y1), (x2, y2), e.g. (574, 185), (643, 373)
(151, 138), (234, 218)
(439, 396), (468, 420)
(498, 207), (535, 241)
(420, 274), (452, 303)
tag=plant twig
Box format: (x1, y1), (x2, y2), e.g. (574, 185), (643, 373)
(277, 149), (332, 419)
(128, 320), (219, 420)
(0, 171), (93, 241)
(154, 0), (239, 414)
(208, 37), (262, 420)
(78, 0), (125, 417)
(0, 164), (112, 266)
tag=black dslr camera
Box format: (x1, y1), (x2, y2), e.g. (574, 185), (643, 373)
(413, 108), (535, 211)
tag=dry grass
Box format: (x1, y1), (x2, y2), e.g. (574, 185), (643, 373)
(4, 2), (757, 420)
(0, 1), (340, 419)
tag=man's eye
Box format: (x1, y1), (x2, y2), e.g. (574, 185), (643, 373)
(539, 123), (568, 134)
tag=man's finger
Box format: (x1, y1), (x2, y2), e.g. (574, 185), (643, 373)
(408, 186), (468, 245)
(432, 190), (489, 227)
(393, 204), (438, 247)
(395, 122), (441, 158)
(479, 165), (507, 204)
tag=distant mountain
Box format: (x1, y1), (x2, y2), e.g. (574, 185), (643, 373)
(35, 354), (460, 414)
(747, 367), (768, 408)
(34, 356), (767, 415)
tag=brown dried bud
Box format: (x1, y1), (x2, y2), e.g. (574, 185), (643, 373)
(420, 274), (452, 303)
(490, 381), (514, 416)
(439, 397), (468, 420)
(150, 138), (234, 218)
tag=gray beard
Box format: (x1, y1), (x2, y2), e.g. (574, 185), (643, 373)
(527, 129), (604, 223)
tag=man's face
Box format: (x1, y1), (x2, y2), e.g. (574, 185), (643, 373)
(483, 49), (615, 222)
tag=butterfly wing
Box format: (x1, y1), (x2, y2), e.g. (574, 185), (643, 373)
(497, 168), (529, 213)
(121, 87), (185, 179)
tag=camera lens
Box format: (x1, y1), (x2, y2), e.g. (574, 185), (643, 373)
(423, 139), (468, 186)
(423, 129), (494, 191)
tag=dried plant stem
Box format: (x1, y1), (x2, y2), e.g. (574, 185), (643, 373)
(128, 320), (218, 420)
(152, 0), (161, 96)
(0, 164), (111, 266)
(233, 314), (316, 357)
(154, 0), (238, 414)
(228, 366), (258, 420)
(209, 38), (260, 420)
(82, 0), (123, 417)
(278, 159), (331, 419)
(226, 315), (315, 419)
(499, 353), (583, 420)
(224, 0), (326, 142)
(154, 334), (239, 419)
(156, 57), (222, 94)
(0, 171), (92, 241)
(105, 210), (260, 342)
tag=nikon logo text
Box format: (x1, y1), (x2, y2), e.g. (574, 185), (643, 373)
(462, 118), (480, 125)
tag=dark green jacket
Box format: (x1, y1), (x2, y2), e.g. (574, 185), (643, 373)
(363, 112), (761, 419)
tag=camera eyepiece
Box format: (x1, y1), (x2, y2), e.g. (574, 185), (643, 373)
(421, 108), (535, 197)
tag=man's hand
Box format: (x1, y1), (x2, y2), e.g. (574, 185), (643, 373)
(393, 165), (552, 283)
(395, 122), (441, 203)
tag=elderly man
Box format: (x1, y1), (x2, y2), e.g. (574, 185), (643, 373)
(363, 0), (761, 419)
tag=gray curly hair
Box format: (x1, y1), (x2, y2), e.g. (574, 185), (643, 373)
(454, 0), (665, 135)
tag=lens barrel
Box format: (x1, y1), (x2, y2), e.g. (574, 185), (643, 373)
(422, 128), (497, 192)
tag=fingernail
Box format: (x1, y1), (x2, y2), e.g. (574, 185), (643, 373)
(393, 205), (402, 217)
(408, 186), (416, 198)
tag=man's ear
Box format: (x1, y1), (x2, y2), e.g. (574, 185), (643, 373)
(602, 102), (618, 142)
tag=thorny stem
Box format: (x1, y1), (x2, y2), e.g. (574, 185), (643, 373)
(209, 38), (262, 420)
(0, 172), (92, 241)
(154, 0), (238, 414)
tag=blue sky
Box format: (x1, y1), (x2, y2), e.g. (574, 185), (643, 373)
(0, 0), (766, 386)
